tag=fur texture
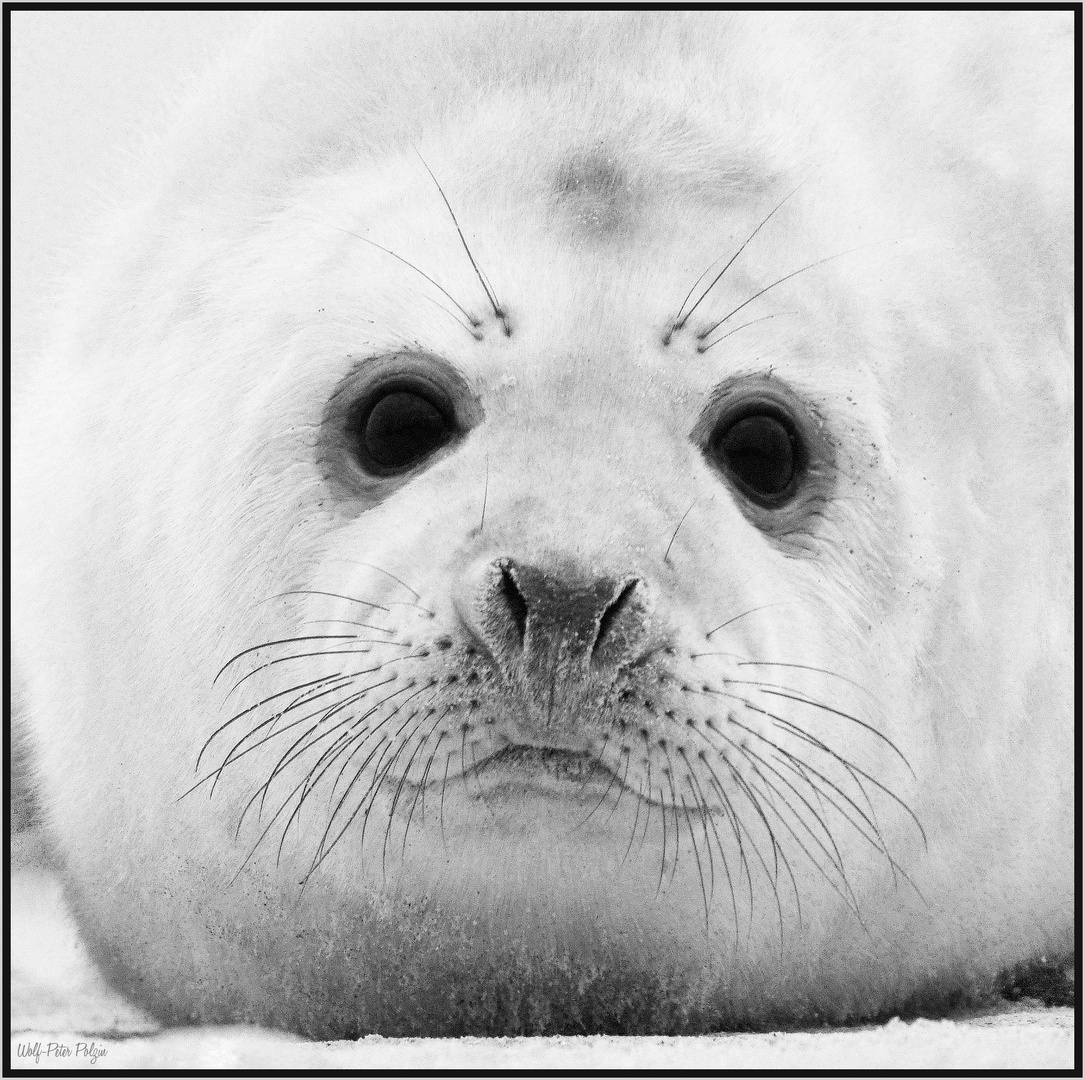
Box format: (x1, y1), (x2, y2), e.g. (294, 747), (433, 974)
(13, 12), (1073, 1036)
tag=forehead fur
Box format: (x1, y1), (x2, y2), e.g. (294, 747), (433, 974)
(130, 11), (1069, 217)
(76, 10), (1067, 376)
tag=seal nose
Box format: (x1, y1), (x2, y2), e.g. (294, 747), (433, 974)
(467, 558), (645, 673)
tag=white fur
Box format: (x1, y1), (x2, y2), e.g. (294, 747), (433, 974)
(13, 12), (1073, 1036)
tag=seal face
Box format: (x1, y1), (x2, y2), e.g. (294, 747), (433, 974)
(13, 12), (1073, 1037)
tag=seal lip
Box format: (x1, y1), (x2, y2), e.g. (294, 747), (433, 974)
(397, 745), (625, 806)
(412, 745), (691, 811)
(471, 746), (619, 801)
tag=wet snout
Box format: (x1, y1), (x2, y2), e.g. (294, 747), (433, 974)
(453, 555), (651, 740)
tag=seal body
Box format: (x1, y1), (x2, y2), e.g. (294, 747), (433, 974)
(13, 12), (1073, 1036)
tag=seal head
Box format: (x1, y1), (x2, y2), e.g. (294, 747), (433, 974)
(13, 12), (1072, 1036)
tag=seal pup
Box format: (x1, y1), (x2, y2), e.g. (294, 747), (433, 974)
(12, 12), (1073, 1036)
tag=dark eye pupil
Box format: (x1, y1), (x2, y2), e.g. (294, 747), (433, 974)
(363, 391), (450, 470)
(717, 414), (795, 497)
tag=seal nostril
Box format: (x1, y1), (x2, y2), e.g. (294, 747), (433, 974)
(499, 562), (529, 647)
(591, 578), (640, 661)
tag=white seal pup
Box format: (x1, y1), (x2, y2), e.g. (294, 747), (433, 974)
(13, 12), (1073, 1037)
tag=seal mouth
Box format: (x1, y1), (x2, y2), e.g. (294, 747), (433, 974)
(466, 745), (621, 803)
(403, 745), (684, 811)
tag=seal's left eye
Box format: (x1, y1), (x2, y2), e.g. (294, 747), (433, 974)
(693, 377), (829, 537)
(714, 414), (796, 498)
(708, 408), (804, 507)
(361, 390), (453, 471)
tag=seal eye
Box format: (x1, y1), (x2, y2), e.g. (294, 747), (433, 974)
(360, 390), (453, 471)
(712, 412), (798, 502)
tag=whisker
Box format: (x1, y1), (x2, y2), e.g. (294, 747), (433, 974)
(706, 604), (790, 638)
(225, 648), (414, 699)
(741, 683), (913, 776)
(681, 767), (717, 905)
(762, 716), (888, 842)
(264, 728), (361, 853)
(772, 714), (927, 849)
(306, 216), (481, 329)
(286, 732), (391, 862)
(246, 676), (406, 818)
(302, 619), (394, 632)
(459, 724), (471, 800)
(439, 748), (453, 845)
(405, 723), (449, 857)
(232, 729), (384, 884)
(308, 738), (404, 883)
(382, 722), (433, 875)
(350, 561), (423, 600)
(663, 749), (682, 884)
(187, 678), (365, 799)
(194, 673), (346, 775)
(417, 292), (483, 337)
(259, 727), (365, 865)
(213, 636), (359, 685)
(480, 455), (489, 533)
(669, 261), (724, 343)
(416, 152), (510, 335)
(716, 718), (852, 874)
(273, 735), (359, 865)
(697, 763), (773, 945)
(576, 731), (611, 800)
(574, 755), (619, 831)
(698, 239), (891, 340)
(655, 782), (669, 897)
(399, 739), (434, 860)
(327, 680), (436, 804)
(694, 768), (746, 946)
(311, 692), (430, 876)
(689, 756), (760, 942)
(701, 721), (863, 924)
(602, 747), (632, 828)
(211, 680), (372, 801)
(663, 499), (698, 565)
(468, 740), (496, 813)
(772, 750), (907, 894)
(737, 661), (875, 699)
(267, 589), (389, 611)
(698, 743), (800, 934)
(357, 745), (417, 881)
(697, 311), (796, 354)
(680, 793), (711, 929)
(706, 722), (872, 927)
(380, 685), (446, 872)
(640, 735), (655, 855)
(621, 778), (644, 866)
(673, 180), (805, 333)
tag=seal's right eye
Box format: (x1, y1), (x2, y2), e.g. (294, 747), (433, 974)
(321, 354), (482, 496)
(359, 389), (453, 472)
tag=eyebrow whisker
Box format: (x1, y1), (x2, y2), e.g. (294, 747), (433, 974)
(672, 181), (804, 335)
(308, 217), (482, 331)
(698, 240), (890, 341)
(697, 311), (796, 354)
(416, 151), (511, 336)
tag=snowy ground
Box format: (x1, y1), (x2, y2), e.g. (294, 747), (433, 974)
(10, 835), (1074, 1071)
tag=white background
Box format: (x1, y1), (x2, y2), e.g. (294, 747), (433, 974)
(9, 10), (257, 364)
